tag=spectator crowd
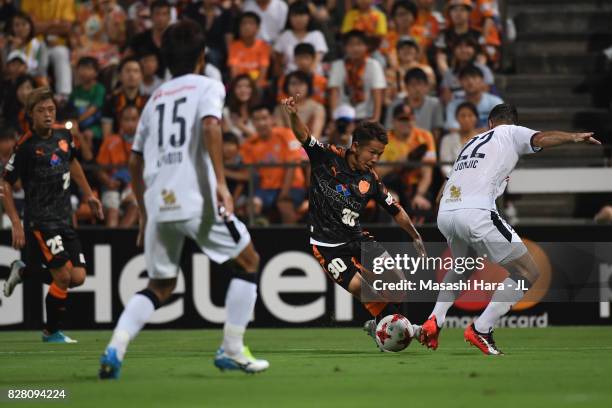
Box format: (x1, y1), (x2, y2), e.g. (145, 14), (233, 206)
(0, 0), (506, 227)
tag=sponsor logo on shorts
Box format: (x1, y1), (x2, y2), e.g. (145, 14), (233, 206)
(160, 189), (181, 212)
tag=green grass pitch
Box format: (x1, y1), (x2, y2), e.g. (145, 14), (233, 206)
(1, 327), (611, 407)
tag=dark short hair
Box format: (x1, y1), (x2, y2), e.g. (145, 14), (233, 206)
(288, 0), (310, 16)
(223, 132), (240, 145)
(0, 122), (17, 141)
(77, 56), (100, 72)
(455, 101), (478, 118)
(283, 70), (313, 97)
(239, 11), (261, 26)
(26, 87), (55, 114)
(249, 103), (271, 116)
(396, 37), (419, 51)
(15, 74), (37, 92)
(7, 11), (35, 43)
(488, 103), (518, 125)
(118, 56), (141, 73)
(392, 103), (414, 119)
(136, 46), (159, 59)
(454, 34), (479, 50)
(458, 64), (484, 79)
(353, 121), (388, 145)
(391, 0), (417, 19)
(119, 104), (140, 120)
(161, 20), (206, 77)
(150, 0), (170, 13)
(343, 29), (368, 45)
(404, 67), (428, 85)
(294, 42), (316, 57)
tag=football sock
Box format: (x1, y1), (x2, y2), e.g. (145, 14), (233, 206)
(223, 277), (257, 356)
(364, 302), (387, 317)
(108, 289), (160, 361)
(44, 283), (67, 334)
(375, 303), (401, 321)
(429, 269), (465, 326)
(475, 277), (525, 333)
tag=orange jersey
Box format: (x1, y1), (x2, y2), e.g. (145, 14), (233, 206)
(414, 11), (442, 49)
(382, 128), (436, 185)
(96, 134), (132, 171)
(277, 73), (327, 105)
(228, 39), (271, 82)
(240, 127), (305, 190)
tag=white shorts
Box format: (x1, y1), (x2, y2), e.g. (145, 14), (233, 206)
(437, 208), (527, 264)
(144, 214), (251, 279)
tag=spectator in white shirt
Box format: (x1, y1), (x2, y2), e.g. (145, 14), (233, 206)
(243, 0), (288, 44)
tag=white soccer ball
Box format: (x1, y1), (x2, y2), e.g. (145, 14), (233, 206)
(375, 314), (414, 352)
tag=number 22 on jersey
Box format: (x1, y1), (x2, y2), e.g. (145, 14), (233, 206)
(453, 131), (494, 171)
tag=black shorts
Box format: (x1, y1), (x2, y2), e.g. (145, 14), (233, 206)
(26, 227), (86, 270)
(311, 237), (386, 290)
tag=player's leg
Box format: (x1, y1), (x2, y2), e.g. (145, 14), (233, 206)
(43, 263), (76, 343)
(193, 215), (268, 372)
(466, 212), (538, 355)
(3, 229), (53, 296)
(100, 221), (184, 379)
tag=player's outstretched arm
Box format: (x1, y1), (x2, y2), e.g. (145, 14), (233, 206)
(202, 116), (233, 216)
(281, 94), (310, 144)
(1, 180), (25, 249)
(69, 159), (104, 220)
(393, 207), (427, 257)
(128, 153), (146, 247)
(532, 131), (601, 148)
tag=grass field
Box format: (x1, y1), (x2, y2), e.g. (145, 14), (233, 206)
(1, 327), (611, 407)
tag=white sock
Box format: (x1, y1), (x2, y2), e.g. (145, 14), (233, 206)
(222, 278), (257, 355)
(475, 278), (525, 333)
(108, 294), (156, 360)
(429, 269), (464, 326)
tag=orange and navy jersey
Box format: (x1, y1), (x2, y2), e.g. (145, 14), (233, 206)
(96, 133), (133, 173)
(382, 128), (437, 186)
(227, 39), (271, 82)
(301, 135), (401, 244)
(102, 89), (148, 132)
(3, 129), (76, 229)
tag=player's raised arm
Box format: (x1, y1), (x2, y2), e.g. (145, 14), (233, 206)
(532, 131), (601, 148)
(282, 94), (310, 144)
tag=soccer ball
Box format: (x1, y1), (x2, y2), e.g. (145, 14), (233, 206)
(375, 314), (414, 352)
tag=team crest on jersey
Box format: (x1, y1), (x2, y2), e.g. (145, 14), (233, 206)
(358, 180), (370, 195)
(50, 153), (61, 167)
(449, 185), (462, 201)
(58, 139), (69, 152)
(160, 189), (181, 212)
(335, 184), (351, 197)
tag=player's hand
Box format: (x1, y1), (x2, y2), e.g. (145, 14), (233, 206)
(281, 94), (299, 115)
(413, 236), (427, 258)
(217, 184), (234, 218)
(574, 132), (601, 145)
(11, 222), (25, 249)
(86, 194), (105, 220)
(136, 213), (146, 248)
(411, 194), (432, 211)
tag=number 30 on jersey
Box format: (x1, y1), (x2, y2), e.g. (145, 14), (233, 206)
(341, 208), (359, 226)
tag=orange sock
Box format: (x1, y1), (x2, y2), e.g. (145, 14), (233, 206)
(364, 302), (387, 317)
(49, 282), (67, 299)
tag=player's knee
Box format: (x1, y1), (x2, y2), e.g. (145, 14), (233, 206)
(69, 268), (87, 288)
(52, 270), (71, 289)
(147, 279), (177, 303)
(237, 244), (260, 272)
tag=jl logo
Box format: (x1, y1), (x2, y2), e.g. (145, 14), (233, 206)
(450, 185), (461, 199)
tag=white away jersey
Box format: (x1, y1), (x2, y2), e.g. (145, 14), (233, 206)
(439, 124), (541, 212)
(132, 74), (225, 222)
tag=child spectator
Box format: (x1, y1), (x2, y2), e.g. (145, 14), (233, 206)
(223, 74), (259, 141)
(137, 46), (163, 96)
(439, 101), (479, 178)
(69, 9), (121, 69)
(228, 11), (271, 87)
(13, 75), (37, 134)
(69, 56), (106, 153)
(385, 38), (435, 103)
(277, 43), (327, 105)
(328, 30), (386, 122)
(240, 105), (306, 224)
(96, 105), (139, 227)
(341, 0), (388, 41)
(324, 104), (356, 149)
(274, 71), (326, 139)
(436, 0), (486, 71)
(382, 0), (422, 67)
(377, 104), (436, 223)
(102, 57), (147, 137)
(3, 11), (47, 83)
(445, 64), (502, 131)
(243, 0), (288, 44)
(273, 1), (328, 75)
(439, 34), (494, 104)
(0, 50), (28, 124)
(385, 67), (444, 140)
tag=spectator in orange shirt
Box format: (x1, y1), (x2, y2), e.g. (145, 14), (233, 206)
(341, 0), (388, 40)
(96, 104), (139, 227)
(277, 43), (327, 106)
(377, 104), (436, 223)
(228, 12), (271, 88)
(413, 0), (444, 51)
(240, 105), (306, 224)
(381, 0), (422, 67)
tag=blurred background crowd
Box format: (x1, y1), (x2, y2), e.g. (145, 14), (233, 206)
(0, 0), (610, 228)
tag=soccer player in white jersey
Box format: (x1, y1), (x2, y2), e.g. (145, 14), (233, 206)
(99, 21), (269, 378)
(420, 103), (600, 355)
